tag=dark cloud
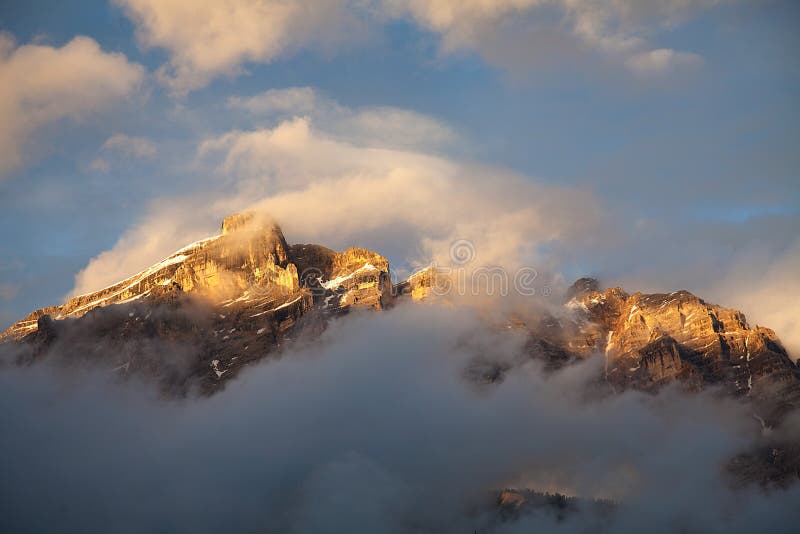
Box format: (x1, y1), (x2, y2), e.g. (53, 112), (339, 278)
(1, 303), (798, 533)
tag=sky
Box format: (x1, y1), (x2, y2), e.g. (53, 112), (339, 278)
(0, 0), (798, 353)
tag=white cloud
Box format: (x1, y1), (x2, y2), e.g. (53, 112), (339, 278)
(101, 133), (158, 159)
(115, 0), (726, 92)
(709, 240), (800, 361)
(626, 48), (703, 75)
(68, 89), (800, 363)
(0, 34), (144, 178)
(383, 0), (725, 73)
(227, 86), (317, 115)
(115, 0), (365, 94)
(226, 87), (456, 150)
(339, 106), (457, 149)
(71, 106), (601, 296)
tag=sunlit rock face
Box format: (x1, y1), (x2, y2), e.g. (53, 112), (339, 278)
(1, 215), (795, 403)
(563, 279), (798, 402)
(1, 212), (393, 342)
(0, 212), (300, 341)
(291, 244), (392, 311)
(394, 265), (437, 301)
(0, 212), (392, 393)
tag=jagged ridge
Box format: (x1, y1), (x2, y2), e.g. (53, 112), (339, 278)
(1, 212), (391, 342)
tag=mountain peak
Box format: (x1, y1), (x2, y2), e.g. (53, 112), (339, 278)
(221, 211), (276, 235)
(565, 277), (600, 301)
(0, 213), (392, 343)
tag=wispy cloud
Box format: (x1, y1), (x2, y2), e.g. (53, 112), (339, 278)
(383, 0), (724, 74)
(114, 0), (726, 93)
(226, 87), (457, 150)
(626, 48), (704, 75)
(227, 86), (317, 115)
(71, 96), (600, 297)
(115, 0), (367, 94)
(102, 133), (157, 159)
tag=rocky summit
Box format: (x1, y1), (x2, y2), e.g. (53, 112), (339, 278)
(0, 212), (391, 393)
(1, 215), (797, 401)
(565, 279), (797, 398)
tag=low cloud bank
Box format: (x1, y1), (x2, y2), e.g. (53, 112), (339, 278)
(1, 304), (798, 533)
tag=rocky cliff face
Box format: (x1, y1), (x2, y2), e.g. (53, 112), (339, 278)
(4, 223), (795, 402)
(1, 220), (798, 484)
(562, 278), (798, 402)
(1, 212), (299, 340)
(394, 265), (437, 301)
(0, 212), (392, 393)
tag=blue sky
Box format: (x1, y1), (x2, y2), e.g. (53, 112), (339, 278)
(0, 0), (798, 352)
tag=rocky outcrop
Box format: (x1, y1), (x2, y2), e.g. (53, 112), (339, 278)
(391, 271), (798, 400)
(0, 212), (300, 341)
(0, 212), (392, 393)
(563, 280), (798, 397)
(289, 244), (392, 312)
(1, 212), (392, 343)
(394, 265), (437, 301)
(322, 247), (391, 310)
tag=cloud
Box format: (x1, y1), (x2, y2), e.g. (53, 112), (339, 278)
(115, 1), (725, 93)
(709, 239), (800, 361)
(70, 109), (601, 296)
(626, 48), (703, 75)
(0, 34), (144, 178)
(228, 87), (458, 150)
(337, 106), (458, 149)
(66, 89), (799, 363)
(382, 0), (724, 74)
(86, 134), (157, 173)
(1, 304), (798, 532)
(586, 213), (800, 363)
(115, 0), (367, 94)
(226, 86), (457, 149)
(102, 133), (158, 159)
(227, 86), (317, 115)
(87, 158), (111, 173)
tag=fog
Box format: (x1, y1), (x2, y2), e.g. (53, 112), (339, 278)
(1, 303), (798, 533)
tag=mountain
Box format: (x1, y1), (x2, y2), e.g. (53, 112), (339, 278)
(2, 212), (797, 398)
(2, 212), (798, 483)
(0, 212), (391, 393)
(539, 278), (799, 408)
